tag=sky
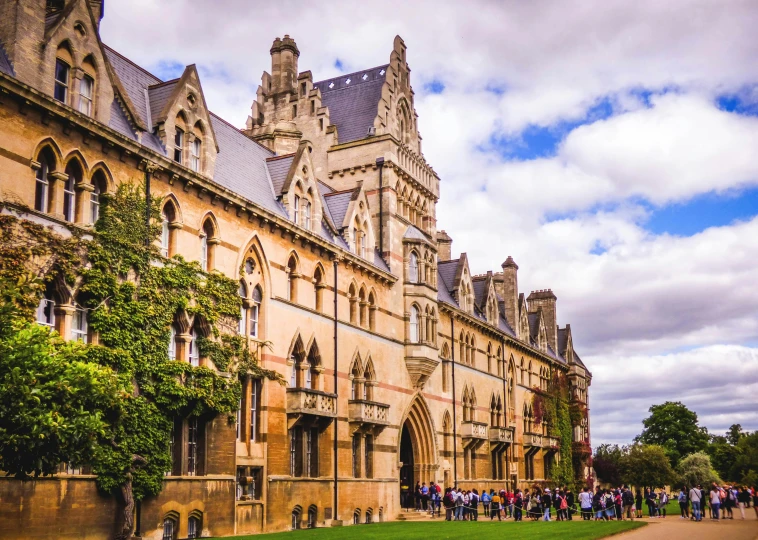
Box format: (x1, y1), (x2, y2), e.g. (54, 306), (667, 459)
(100, 0), (758, 446)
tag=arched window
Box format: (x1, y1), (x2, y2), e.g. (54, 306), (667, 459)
(200, 218), (216, 271)
(348, 283), (357, 324)
(286, 256), (298, 302)
(187, 512), (202, 539)
(89, 171), (107, 224)
(291, 507), (301, 530)
(408, 252), (418, 283)
(168, 325), (177, 360)
(36, 282), (56, 328)
(303, 199), (312, 230)
(442, 411), (452, 454)
(174, 112), (187, 164)
(368, 291), (376, 331)
(35, 148), (56, 213)
(307, 505), (317, 528)
(63, 160), (81, 222)
(238, 281), (248, 335)
(162, 516), (177, 540)
(160, 201), (177, 258)
(72, 301), (87, 343)
(441, 343), (450, 392)
(294, 194), (301, 224)
(190, 138), (201, 172)
(79, 73), (94, 116)
(306, 342), (321, 390)
(350, 356), (363, 400)
(365, 508), (373, 524)
(409, 305), (419, 343)
(250, 286), (262, 338)
(289, 337), (305, 388)
(54, 59), (70, 104)
(358, 287), (367, 328)
(314, 266), (324, 312)
(353, 509), (361, 525)
(188, 326), (200, 366)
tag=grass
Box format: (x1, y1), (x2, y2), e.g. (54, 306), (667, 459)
(212, 519), (646, 540)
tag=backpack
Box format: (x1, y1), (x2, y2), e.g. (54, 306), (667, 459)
(623, 491), (634, 505)
(560, 496), (567, 510)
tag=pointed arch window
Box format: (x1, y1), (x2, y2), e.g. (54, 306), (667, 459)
(293, 195), (301, 225)
(79, 75), (94, 116)
(188, 327), (200, 366)
(35, 153), (52, 213)
(238, 282), (248, 335)
(62, 162), (79, 222)
(200, 218), (216, 271)
(250, 286), (262, 338)
(190, 138), (201, 172)
(168, 325), (177, 360)
(348, 283), (358, 324)
(187, 514), (201, 539)
(368, 291), (376, 331)
(174, 127), (184, 164)
(162, 517), (177, 540)
(286, 256), (298, 302)
(303, 199), (312, 230)
(408, 252), (418, 283)
(36, 285), (56, 328)
(54, 59), (70, 103)
(314, 267), (324, 312)
(160, 201), (177, 258)
(409, 305), (419, 343)
(89, 172), (106, 224)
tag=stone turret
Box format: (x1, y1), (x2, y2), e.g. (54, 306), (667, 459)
(527, 289), (558, 353)
(269, 35), (299, 95)
(500, 256), (519, 334)
(436, 230), (452, 261)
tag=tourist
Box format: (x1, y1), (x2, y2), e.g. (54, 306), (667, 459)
(566, 488), (575, 520)
(415, 482), (422, 511)
(752, 486), (758, 518)
(593, 487), (605, 521)
(645, 488), (656, 518)
(614, 488), (623, 520)
(579, 486), (593, 520)
(635, 489), (643, 518)
(507, 490), (515, 518)
(514, 489), (523, 521)
(490, 490), (501, 520)
(738, 486), (750, 519)
(604, 489), (616, 520)
(429, 482), (440, 517)
(542, 489), (552, 521)
(470, 488), (479, 521)
(659, 489), (668, 517)
(710, 483), (721, 520)
(481, 489), (490, 516)
(443, 487), (454, 521)
(622, 486), (634, 519)
(553, 489), (563, 520)
(678, 486), (689, 519)
(724, 485), (735, 519)
(689, 484), (702, 521)
(462, 490), (471, 520)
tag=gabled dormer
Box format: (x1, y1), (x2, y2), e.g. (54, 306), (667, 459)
(527, 309), (549, 352)
(341, 185), (375, 260)
(267, 141), (323, 234)
(472, 271), (500, 326)
(451, 253), (474, 314)
(517, 293), (530, 341)
(151, 65), (218, 177)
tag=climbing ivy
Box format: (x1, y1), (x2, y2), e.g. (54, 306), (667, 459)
(0, 185), (283, 537)
(530, 371), (575, 487)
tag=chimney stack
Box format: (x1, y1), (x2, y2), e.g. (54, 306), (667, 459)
(501, 257), (519, 335)
(436, 230), (452, 261)
(527, 289), (558, 353)
(269, 35), (300, 95)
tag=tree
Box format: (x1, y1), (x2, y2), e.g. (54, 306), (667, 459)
(593, 444), (623, 486)
(676, 452), (721, 488)
(726, 424), (744, 446)
(0, 187), (283, 539)
(708, 434), (740, 482)
(731, 431), (758, 484)
(620, 444), (675, 488)
(635, 401), (709, 467)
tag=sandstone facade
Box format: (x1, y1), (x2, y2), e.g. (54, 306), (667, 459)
(0, 1), (592, 538)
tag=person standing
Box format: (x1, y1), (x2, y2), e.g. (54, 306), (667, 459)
(542, 489), (552, 521)
(737, 487), (750, 519)
(678, 486), (688, 519)
(470, 488), (479, 521)
(659, 490), (668, 518)
(481, 489), (491, 517)
(622, 487), (634, 519)
(490, 490), (501, 520)
(566, 488), (575, 520)
(514, 489), (523, 521)
(710, 484), (721, 520)
(579, 487), (592, 520)
(689, 485), (702, 522)
(635, 489), (643, 518)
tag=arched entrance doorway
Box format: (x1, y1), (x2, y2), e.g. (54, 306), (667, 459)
(398, 395), (437, 509)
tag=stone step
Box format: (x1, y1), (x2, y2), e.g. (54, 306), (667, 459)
(397, 511), (438, 521)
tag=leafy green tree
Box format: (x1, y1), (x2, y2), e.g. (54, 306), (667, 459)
(593, 444), (623, 486)
(726, 424), (744, 446)
(731, 432), (758, 484)
(708, 434), (739, 482)
(0, 186), (282, 540)
(620, 443), (675, 488)
(635, 401), (709, 467)
(677, 452), (721, 487)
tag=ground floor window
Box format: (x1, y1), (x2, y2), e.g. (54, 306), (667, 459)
(236, 466), (262, 500)
(162, 518), (176, 540)
(307, 505), (317, 528)
(187, 512), (202, 539)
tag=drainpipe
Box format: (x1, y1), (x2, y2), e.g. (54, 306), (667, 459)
(501, 338), (508, 487)
(376, 157), (385, 264)
(332, 258), (339, 522)
(144, 164), (152, 248)
(450, 316), (457, 487)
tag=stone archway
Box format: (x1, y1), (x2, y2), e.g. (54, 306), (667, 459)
(398, 394), (437, 508)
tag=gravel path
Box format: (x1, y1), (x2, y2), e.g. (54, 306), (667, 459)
(613, 511), (758, 540)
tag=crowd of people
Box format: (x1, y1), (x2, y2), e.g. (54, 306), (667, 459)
(405, 481), (758, 522)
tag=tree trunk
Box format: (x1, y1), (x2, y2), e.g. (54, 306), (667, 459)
(116, 473), (135, 540)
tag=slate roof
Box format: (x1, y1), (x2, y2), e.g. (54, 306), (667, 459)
(313, 64), (388, 144)
(108, 100), (136, 141)
(103, 45), (161, 128)
(0, 42), (14, 76)
(527, 312), (540, 340)
(323, 189), (354, 229)
(472, 278), (487, 309)
(147, 80), (178, 127)
(557, 328), (568, 356)
(403, 225), (427, 241)
(266, 154), (295, 197)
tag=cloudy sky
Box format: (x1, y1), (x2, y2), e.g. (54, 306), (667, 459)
(101, 0), (758, 445)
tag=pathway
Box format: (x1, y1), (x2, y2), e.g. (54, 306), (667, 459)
(615, 510), (758, 540)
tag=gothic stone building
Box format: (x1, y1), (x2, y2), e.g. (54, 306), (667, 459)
(0, 1), (592, 538)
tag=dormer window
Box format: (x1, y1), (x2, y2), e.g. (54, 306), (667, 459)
(190, 138), (201, 172)
(174, 128), (184, 163)
(54, 60), (70, 104)
(303, 199), (311, 229)
(78, 75), (94, 116)
(294, 195), (300, 224)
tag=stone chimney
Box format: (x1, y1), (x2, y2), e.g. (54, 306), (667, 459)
(269, 35), (299, 95)
(527, 289), (558, 353)
(501, 257), (519, 335)
(436, 230), (452, 261)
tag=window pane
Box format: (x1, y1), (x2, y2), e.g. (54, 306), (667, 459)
(54, 60), (69, 103)
(174, 129), (183, 163)
(78, 76), (93, 116)
(72, 308), (87, 342)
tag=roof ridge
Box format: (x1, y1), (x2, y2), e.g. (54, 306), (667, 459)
(314, 63), (389, 88)
(103, 44), (162, 84)
(148, 78), (179, 89)
(208, 112), (274, 155)
(323, 187), (356, 197)
(266, 153), (295, 161)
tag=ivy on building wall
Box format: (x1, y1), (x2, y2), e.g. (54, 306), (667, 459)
(530, 372), (575, 487)
(0, 184), (282, 538)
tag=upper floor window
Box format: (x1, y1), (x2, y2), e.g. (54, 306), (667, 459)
(199, 218), (216, 272)
(188, 327), (199, 366)
(72, 306), (87, 342)
(54, 60), (70, 104)
(409, 305), (419, 343)
(62, 165), (77, 222)
(174, 128), (184, 164)
(294, 195), (300, 225)
(160, 201), (178, 258)
(168, 325), (177, 360)
(408, 252), (418, 283)
(78, 75), (94, 116)
(303, 199), (312, 230)
(238, 282), (248, 335)
(36, 289), (55, 328)
(35, 156), (51, 213)
(250, 286), (262, 338)
(190, 138), (201, 172)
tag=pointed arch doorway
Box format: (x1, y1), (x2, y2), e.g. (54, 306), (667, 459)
(398, 395), (437, 510)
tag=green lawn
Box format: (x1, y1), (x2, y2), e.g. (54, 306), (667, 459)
(213, 519), (646, 540)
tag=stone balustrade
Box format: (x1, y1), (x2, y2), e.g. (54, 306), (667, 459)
(524, 432), (544, 447)
(348, 399), (390, 426)
(461, 420), (488, 440)
(286, 388), (337, 418)
(489, 426), (514, 444)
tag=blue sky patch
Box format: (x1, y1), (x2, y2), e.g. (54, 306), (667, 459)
(152, 60), (184, 81)
(334, 59), (344, 71)
(716, 88), (758, 116)
(424, 79), (445, 94)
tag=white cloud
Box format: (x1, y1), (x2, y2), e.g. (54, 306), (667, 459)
(97, 0), (758, 443)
